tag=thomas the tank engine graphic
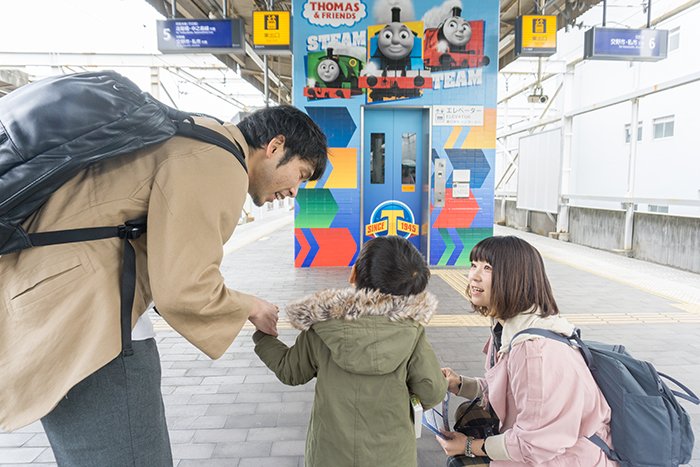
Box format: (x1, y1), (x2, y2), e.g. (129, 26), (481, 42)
(304, 48), (364, 100)
(423, 7), (489, 70)
(359, 7), (432, 102)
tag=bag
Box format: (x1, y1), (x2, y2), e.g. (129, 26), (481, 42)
(511, 328), (700, 467)
(446, 455), (490, 467)
(0, 70), (245, 254)
(453, 398), (499, 439)
(0, 70), (247, 356)
(446, 400), (495, 466)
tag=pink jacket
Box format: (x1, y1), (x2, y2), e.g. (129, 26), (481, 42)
(478, 315), (618, 466)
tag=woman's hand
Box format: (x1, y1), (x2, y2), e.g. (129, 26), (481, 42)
(435, 430), (467, 456)
(441, 367), (461, 395)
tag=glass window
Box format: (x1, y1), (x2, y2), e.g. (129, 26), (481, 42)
(653, 116), (675, 139)
(401, 132), (416, 185)
(624, 122), (642, 143)
(648, 204), (669, 213)
(669, 27), (680, 51)
(370, 133), (385, 184)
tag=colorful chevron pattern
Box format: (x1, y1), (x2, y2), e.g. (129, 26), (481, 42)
(295, 228), (358, 267)
(294, 107), (360, 267)
(430, 116), (495, 266)
(306, 148), (357, 189)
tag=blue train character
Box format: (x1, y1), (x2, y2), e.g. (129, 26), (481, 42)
(360, 7), (432, 102)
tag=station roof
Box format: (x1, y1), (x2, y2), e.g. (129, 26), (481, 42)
(145, 0), (599, 105)
(0, 1), (599, 101)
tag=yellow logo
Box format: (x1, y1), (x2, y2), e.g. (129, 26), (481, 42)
(366, 201), (419, 238)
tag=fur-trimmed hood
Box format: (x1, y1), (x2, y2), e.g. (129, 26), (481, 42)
(285, 288), (438, 375)
(286, 287), (437, 330)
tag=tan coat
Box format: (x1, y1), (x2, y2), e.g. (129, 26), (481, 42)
(0, 118), (254, 431)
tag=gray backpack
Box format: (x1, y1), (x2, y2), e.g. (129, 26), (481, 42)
(511, 328), (699, 467)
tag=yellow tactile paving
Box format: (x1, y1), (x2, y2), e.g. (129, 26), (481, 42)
(429, 269), (700, 326)
(152, 263), (700, 331)
(672, 303), (700, 314)
(428, 315), (489, 327)
(431, 269), (469, 299)
(533, 250), (700, 316)
(152, 310), (700, 333)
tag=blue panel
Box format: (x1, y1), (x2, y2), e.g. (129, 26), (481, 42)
(447, 229), (464, 265)
(445, 149), (491, 189)
(301, 228), (319, 268)
(363, 109), (424, 252)
(157, 19), (244, 52)
(430, 228), (447, 265)
(329, 189), (361, 230)
(306, 107), (357, 148)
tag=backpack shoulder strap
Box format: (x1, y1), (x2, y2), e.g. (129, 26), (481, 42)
(509, 328), (574, 350)
(588, 434), (623, 462)
(174, 120), (247, 172)
(510, 327), (624, 461)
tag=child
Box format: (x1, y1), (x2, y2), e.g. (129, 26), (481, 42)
(438, 236), (617, 466)
(254, 236), (447, 467)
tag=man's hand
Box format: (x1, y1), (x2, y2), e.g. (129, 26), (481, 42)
(248, 297), (279, 337)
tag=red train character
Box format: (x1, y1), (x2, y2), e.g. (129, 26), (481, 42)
(423, 7), (490, 71)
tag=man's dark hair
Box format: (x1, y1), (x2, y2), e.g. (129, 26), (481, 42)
(354, 236), (430, 296)
(237, 105), (328, 181)
(469, 236), (559, 319)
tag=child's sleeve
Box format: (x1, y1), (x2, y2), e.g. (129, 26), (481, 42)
(253, 330), (318, 386)
(406, 328), (448, 409)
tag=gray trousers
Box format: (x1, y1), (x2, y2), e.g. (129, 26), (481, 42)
(41, 338), (173, 467)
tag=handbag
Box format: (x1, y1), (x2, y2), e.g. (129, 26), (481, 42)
(453, 398), (499, 439)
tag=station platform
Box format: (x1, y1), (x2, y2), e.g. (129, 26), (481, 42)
(1, 212), (699, 466)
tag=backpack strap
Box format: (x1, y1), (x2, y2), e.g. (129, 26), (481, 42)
(588, 434), (623, 462)
(657, 371), (700, 404)
(28, 218), (146, 357)
(19, 120), (246, 358)
(174, 120), (247, 172)
(509, 328), (624, 461)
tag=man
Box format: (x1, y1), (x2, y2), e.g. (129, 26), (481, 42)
(0, 105), (328, 466)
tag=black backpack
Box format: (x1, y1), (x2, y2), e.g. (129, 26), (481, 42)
(0, 70), (247, 356)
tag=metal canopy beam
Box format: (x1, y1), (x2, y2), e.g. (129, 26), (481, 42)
(144, 0), (290, 104)
(0, 52), (231, 68)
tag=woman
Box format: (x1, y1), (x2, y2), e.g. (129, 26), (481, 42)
(438, 236), (617, 466)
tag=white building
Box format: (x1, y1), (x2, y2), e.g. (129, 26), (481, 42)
(497, 0), (700, 218)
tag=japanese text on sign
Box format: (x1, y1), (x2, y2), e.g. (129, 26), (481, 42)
(432, 105), (484, 127)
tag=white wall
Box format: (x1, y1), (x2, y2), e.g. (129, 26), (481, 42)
(498, 0), (700, 217)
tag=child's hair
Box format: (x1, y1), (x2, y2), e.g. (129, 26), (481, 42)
(469, 236), (559, 320)
(354, 236), (430, 296)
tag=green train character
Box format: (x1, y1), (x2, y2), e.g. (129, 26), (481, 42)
(304, 48), (364, 99)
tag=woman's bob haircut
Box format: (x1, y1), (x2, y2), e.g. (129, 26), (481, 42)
(468, 236), (559, 320)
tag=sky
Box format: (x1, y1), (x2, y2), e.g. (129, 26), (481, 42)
(0, 0), (267, 120)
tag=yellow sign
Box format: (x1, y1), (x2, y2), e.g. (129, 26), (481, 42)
(253, 11), (290, 47)
(365, 220), (388, 237)
(518, 15), (557, 55)
(397, 220), (419, 236)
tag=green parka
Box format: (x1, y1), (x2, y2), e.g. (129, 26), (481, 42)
(254, 287), (447, 467)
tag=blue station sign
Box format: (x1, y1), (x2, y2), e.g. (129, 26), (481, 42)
(157, 19), (245, 54)
(584, 27), (668, 62)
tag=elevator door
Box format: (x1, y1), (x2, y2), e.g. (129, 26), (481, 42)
(363, 109), (424, 251)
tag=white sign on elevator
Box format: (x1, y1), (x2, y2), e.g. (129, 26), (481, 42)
(432, 105), (484, 126)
